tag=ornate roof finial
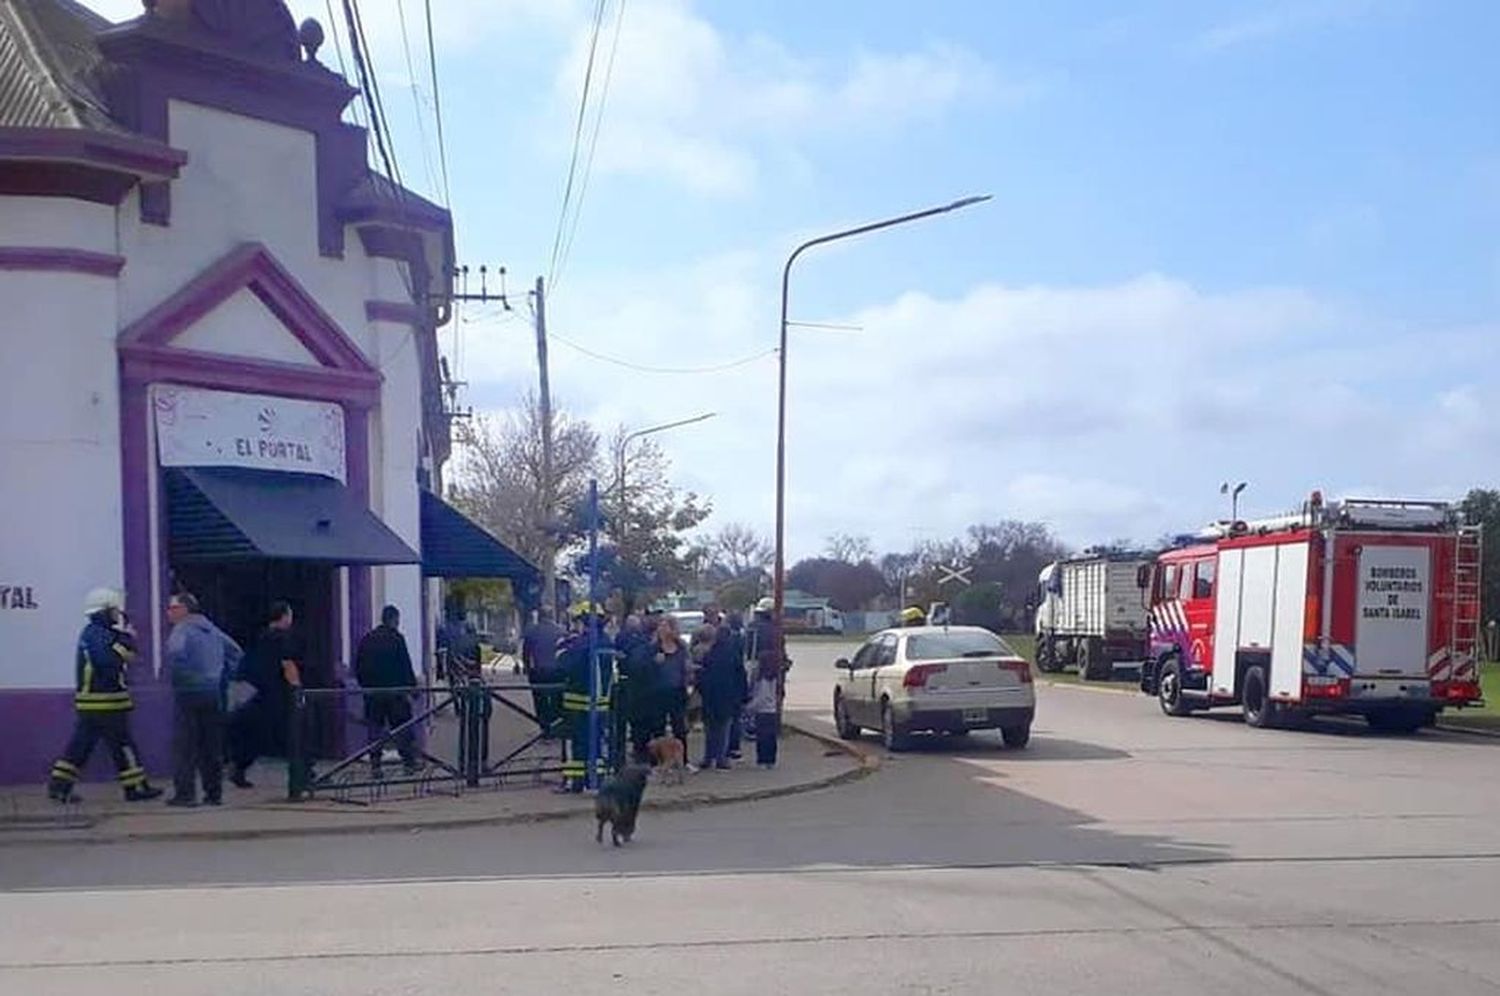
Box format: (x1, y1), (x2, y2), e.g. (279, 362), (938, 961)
(298, 18), (324, 62)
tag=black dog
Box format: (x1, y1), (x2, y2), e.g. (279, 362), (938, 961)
(595, 765), (649, 846)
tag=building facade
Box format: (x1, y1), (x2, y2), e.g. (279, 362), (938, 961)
(0, 0), (484, 783)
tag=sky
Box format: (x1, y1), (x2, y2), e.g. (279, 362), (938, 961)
(85, 0), (1500, 559)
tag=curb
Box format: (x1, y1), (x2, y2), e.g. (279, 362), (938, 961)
(1040, 679), (1138, 697)
(1436, 723), (1500, 740)
(0, 725), (876, 848)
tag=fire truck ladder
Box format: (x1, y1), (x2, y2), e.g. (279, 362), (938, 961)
(1452, 525), (1484, 685)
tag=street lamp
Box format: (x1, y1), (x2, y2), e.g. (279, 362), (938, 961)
(772, 195), (991, 651)
(616, 412), (718, 500)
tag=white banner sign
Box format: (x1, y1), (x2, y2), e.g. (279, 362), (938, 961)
(153, 385), (346, 483)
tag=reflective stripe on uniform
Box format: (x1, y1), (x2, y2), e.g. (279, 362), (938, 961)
(50, 760), (80, 782)
(562, 760), (586, 776)
(562, 694), (612, 711)
(117, 766), (146, 787)
(111, 641), (137, 663)
(74, 692), (133, 712)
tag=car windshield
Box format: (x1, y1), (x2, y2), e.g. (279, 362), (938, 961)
(905, 631), (1014, 661)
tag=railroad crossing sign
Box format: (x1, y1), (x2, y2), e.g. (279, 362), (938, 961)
(937, 563), (973, 587)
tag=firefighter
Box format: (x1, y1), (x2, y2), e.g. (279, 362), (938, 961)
(46, 588), (164, 803)
(559, 602), (612, 792)
(900, 605), (927, 627)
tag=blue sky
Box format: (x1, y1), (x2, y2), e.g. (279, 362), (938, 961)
(86, 0), (1500, 557)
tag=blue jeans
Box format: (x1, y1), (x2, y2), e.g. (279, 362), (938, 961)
(701, 715), (732, 767)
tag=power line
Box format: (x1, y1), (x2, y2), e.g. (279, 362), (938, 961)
(423, 0), (453, 209)
(395, 0), (440, 198)
(547, 0), (608, 288)
(323, 0), (365, 128)
(547, 331), (777, 375)
(344, 0), (403, 190)
(553, 0), (627, 291)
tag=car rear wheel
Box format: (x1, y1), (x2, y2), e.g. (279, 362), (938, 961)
(833, 693), (860, 740)
(1242, 664), (1275, 729)
(880, 701), (909, 752)
(1001, 724), (1030, 749)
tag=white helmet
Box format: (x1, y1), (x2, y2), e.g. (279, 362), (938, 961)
(82, 587), (124, 617)
(755, 597), (774, 614)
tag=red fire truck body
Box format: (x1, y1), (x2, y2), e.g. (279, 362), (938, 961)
(1139, 494), (1483, 732)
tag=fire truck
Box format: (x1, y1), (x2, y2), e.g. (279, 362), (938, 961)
(1138, 493), (1483, 732)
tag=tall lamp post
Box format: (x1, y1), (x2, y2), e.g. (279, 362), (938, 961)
(772, 195), (991, 653)
(616, 412), (718, 499)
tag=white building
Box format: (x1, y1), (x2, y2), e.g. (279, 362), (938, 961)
(0, 0), (534, 783)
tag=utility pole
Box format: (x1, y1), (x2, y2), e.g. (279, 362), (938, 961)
(535, 275), (557, 613)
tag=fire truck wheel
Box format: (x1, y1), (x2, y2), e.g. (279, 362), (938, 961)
(1242, 664), (1275, 729)
(1036, 639), (1061, 673)
(1078, 639), (1109, 681)
(1157, 659), (1193, 717)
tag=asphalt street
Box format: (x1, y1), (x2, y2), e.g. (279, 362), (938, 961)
(5, 640), (1500, 994)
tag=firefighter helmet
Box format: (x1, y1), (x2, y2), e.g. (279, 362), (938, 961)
(900, 605), (926, 626)
(82, 587), (124, 618)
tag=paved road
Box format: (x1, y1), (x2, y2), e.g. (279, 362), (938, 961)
(5, 640), (1500, 994)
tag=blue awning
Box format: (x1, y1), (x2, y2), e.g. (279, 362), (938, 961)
(419, 489), (541, 584)
(166, 467), (419, 565)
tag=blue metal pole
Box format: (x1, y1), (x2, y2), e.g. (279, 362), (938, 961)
(586, 478), (601, 791)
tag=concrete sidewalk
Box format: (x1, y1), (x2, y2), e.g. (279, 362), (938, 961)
(0, 718), (874, 846)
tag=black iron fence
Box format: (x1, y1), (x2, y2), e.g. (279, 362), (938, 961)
(285, 673), (638, 803)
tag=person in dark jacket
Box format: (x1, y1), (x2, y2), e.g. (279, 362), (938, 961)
(47, 588), (164, 804)
(650, 614), (691, 761)
(354, 605), (419, 776)
(522, 608), (566, 738)
(164, 592), (243, 807)
(227, 601), (299, 789)
(614, 614), (659, 762)
(695, 624), (746, 771)
(723, 612), (748, 758)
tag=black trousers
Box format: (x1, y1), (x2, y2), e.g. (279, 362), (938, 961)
(528, 671), (564, 738)
(228, 694), (287, 772)
(363, 692), (417, 769)
(656, 687), (689, 756)
(173, 692), (224, 802)
(49, 711), (147, 795)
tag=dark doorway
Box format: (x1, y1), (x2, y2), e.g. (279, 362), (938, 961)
(169, 559), (341, 758)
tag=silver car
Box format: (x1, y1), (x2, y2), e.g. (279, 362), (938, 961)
(832, 626), (1035, 751)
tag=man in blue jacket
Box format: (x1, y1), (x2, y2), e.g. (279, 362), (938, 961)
(164, 592), (243, 807)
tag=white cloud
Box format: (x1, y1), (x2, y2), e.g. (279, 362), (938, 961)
(452, 240), (1500, 558)
(554, 0), (1007, 196)
(1191, 0), (1376, 54)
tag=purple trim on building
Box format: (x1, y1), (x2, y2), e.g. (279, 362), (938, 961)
(116, 244), (381, 669)
(119, 242), (375, 372)
(346, 406), (372, 653)
(95, 17), (363, 250)
(0, 247), (125, 277)
(0, 160), (136, 204)
(0, 686), (173, 787)
(0, 126), (187, 178)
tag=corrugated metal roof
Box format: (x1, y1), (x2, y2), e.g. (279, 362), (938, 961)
(0, 0), (119, 131)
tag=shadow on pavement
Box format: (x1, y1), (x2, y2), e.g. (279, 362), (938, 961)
(878, 731), (1130, 763)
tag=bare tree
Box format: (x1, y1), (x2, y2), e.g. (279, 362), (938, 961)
(711, 522), (773, 579)
(448, 394), (599, 591)
(825, 533), (875, 564)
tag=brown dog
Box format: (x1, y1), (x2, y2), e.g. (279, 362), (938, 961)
(646, 735), (686, 784)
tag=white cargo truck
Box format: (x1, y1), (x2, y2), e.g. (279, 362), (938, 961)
(1034, 552), (1153, 679)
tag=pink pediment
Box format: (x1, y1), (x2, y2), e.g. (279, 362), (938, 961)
(118, 242), (375, 375)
